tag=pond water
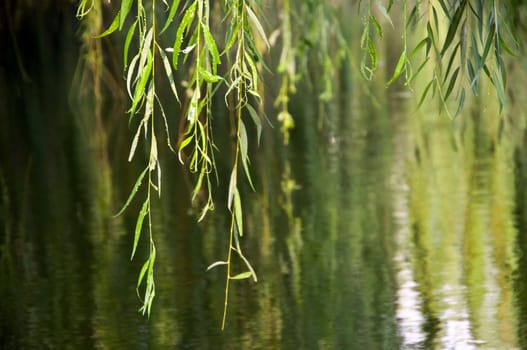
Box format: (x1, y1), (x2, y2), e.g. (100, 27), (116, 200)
(2, 6), (527, 350)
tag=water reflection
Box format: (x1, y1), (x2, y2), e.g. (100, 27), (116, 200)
(3, 10), (527, 349)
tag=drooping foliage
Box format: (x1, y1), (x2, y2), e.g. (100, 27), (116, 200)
(75, 0), (524, 326)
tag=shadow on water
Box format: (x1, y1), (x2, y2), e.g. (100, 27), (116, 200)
(3, 2), (527, 350)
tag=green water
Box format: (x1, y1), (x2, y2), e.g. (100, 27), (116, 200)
(3, 4), (527, 350)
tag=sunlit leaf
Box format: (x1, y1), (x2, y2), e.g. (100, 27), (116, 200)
(157, 44), (180, 101)
(386, 50), (406, 85)
(234, 189), (243, 237)
(228, 169), (236, 210)
(202, 23), (220, 69)
(160, 0), (181, 34)
(119, 0), (133, 30)
(124, 21), (138, 68)
(206, 261), (228, 271)
(246, 4), (270, 50)
(95, 11), (120, 38)
(230, 271), (253, 280)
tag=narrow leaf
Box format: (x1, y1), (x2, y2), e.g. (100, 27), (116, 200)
(230, 271), (253, 280)
(124, 21), (138, 68)
(157, 44), (180, 101)
(119, 0), (133, 30)
(245, 104), (262, 145)
(386, 50), (406, 85)
(246, 5), (270, 50)
(206, 261), (228, 271)
(95, 11), (120, 38)
(234, 189), (243, 237)
(202, 24), (221, 69)
(160, 0), (181, 34)
(115, 167), (148, 217)
(227, 169), (236, 210)
(444, 66), (460, 101)
(131, 200), (149, 259)
(440, 0), (466, 56)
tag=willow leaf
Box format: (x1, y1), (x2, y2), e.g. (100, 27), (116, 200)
(386, 50), (406, 85)
(418, 80), (433, 108)
(128, 122), (143, 162)
(206, 261), (228, 271)
(245, 104), (262, 145)
(202, 24), (220, 69)
(481, 29), (495, 65)
(129, 53), (153, 116)
(199, 68), (222, 83)
(455, 88), (466, 117)
(119, 0), (133, 30)
(493, 70), (505, 112)
(131, 200), (149, 259)
(124, 21), (138, 69)
(443, 42), (460, 84)
(137, 258), (150, 288)
(157, 44), (180, 101)
(160, 0), (181, 34)
(246, 4), (270, 50)
(95, 11), (120, 38)
(441, 0), (466, 56)
(234, 189), (243, 237)
(228, 169), (236, 211)
(444, 66), (460, 101)
(239, 120), (255, 190)
(230, 271), (252, 280)
(370, 15), (383, 37)
(172, 2), (197, 69)
(410, 38), (429, 59)
(115, 167), (148, 217)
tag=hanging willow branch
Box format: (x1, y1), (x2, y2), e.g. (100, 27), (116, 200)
(76, 0), (522, 325)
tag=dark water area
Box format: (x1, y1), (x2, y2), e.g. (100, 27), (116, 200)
(3, 3), (527, 350)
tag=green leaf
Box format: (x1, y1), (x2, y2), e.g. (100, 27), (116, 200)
(245, 104), (262, 146)
(233, 189), (243, 237)
(115, 167), (148, 217)
(246, 4), (270, 50)
(129, 53), (153, 116)
(440, 0), (466, 56)
(417, 80), (433, 108)
(157, 44), (180, 101)
(227, 169), (236, 211)
(492, 70), (505, 112)
(124, 21), (137, 69)
(455, 88), (466, 117)
(137, 258), (150, 288)
(160, 0), (181, 34)
(206, 261), (228, 271)
(410, 38), (429, 59)
(172, 2), (197, 69)
(131, 200), (149, 259)
(386, 50), (406, 85)
(120, 0), (133, 30)
(239, 120), (255, 190)
(370, 15), (383, 37)
(199, 68), (222, 83)
(95, 11), (120, 38)
(441, 0), (467, 56)
(443, 42), (460, 84)
(202, 23), (220, 69)
(444, 66), (460, 101)
(230, 271), (253, 280)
